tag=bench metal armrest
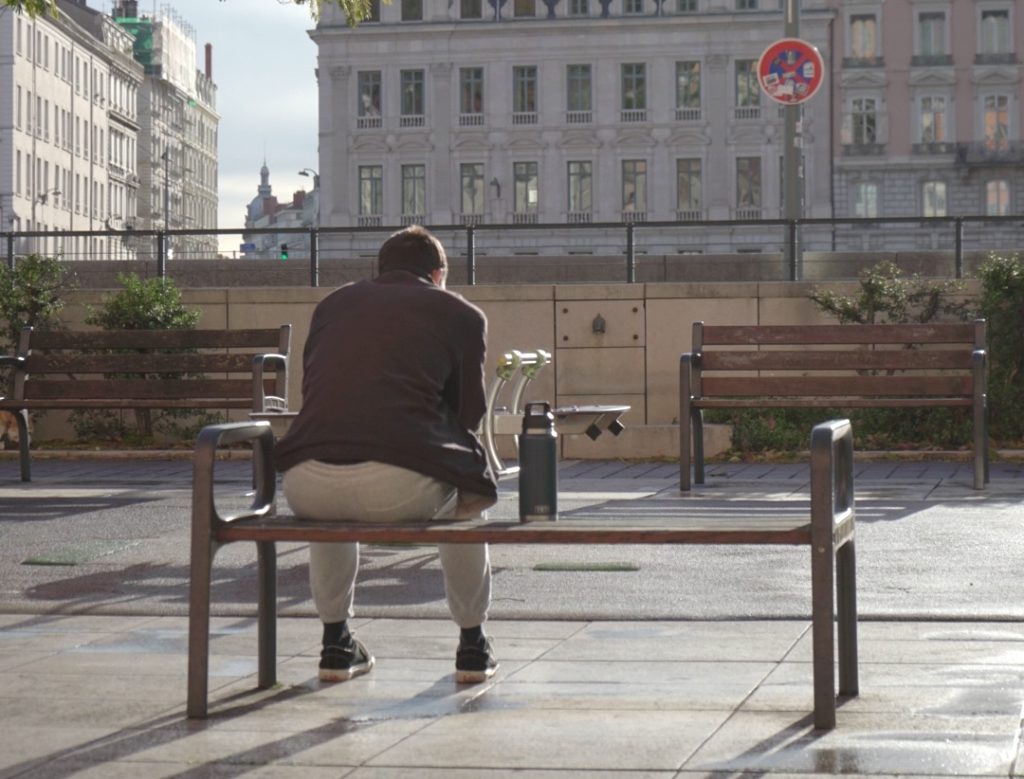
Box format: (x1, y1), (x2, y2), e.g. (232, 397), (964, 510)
(0, 355), (25, 368)
(192, 421), (276, 528)
(252, 353), (289, 413)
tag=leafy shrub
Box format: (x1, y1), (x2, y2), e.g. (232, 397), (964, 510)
(976, 254), (1024, 442)
(71, 274), (215, 442)
(0, 253), (74, 350)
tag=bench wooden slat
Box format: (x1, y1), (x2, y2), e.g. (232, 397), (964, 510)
(25, 353), (274, 374)
(701, 375), (972, 398)
(215, 516), (813, 546)
(30, 328), (285, 350)
(25, 378), (256, 401)
(702, 324), (977, 346)
(700, 350), (974, 371)
(692, 397), (973, 409)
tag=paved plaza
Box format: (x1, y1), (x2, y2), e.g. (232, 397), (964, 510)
(1, 453), (1023, 777)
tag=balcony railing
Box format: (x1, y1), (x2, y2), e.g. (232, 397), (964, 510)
(400, 214), (425, 226)
(841, 56), (885, 68)
(676, 209), (702, 221)
(512, 111), (537, 125)
(356, 116), (382, 129)
(912, 142), (956, 155)
(956, 141), (1024, 165)
(974, 52), (1017, 65)
(910, 54), (953, 68)
(566, 110), (592, 124)
(399, 114), (425, 128)
(622, 211), (647, 223)
(733, 106), (760, 120)
(675, 107), (701, 121)
(357, 215), (382, 227)
(567, 211), (592, 224)
(620, 109), (647, 122)
(735, 207), (762, 220)
(512, 212), (539, 224)
(459, 113), (484, 127)
(461, 213), (484, 226)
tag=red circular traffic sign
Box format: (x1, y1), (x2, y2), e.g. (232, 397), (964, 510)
(757, 37), (825, 106)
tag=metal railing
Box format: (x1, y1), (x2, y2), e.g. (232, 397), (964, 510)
(4, 215), (1023, 287)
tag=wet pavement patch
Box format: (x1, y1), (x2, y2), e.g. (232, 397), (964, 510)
(21, 540), (140, 566)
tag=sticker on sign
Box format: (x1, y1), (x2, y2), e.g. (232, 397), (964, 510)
(757, 37), (825, 106)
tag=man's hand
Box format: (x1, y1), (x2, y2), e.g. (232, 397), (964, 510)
(450, 491), (498, 520)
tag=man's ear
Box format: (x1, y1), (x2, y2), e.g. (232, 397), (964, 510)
(431, 267), (446, 288)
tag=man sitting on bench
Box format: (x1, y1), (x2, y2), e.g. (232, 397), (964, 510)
(275, 225), (500, 684)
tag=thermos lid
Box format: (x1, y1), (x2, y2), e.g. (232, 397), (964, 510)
(522, 401), (555, 432)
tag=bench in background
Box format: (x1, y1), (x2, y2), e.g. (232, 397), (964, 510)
(0, 325), (291, 482)
(680, 321), (987, 491)
(187, 417), (858, 729)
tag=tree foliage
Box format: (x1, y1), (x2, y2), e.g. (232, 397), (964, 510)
(85, 273), (199, 331)
(0, 253), (74, 350)
(809, 260), (970, 325)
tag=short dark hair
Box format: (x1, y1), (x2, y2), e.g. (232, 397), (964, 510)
(377, 225), (447, 279)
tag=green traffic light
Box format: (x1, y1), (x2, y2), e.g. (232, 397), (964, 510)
(280, 243), (289, 261)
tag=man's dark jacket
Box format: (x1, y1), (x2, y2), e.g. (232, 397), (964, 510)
(275, 271), (497, 499)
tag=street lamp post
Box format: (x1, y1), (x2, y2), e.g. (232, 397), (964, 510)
(30, 189), (61, 255)
(298, 168), (320, 189)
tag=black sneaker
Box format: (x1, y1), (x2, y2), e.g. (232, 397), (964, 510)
(455, 634), (498, 683)
(319, 637), (374, 682)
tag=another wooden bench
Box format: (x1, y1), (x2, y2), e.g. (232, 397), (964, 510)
(680, 321), (988, 491)
(187, 417), (858, 729)
(0, 325), (292, 482)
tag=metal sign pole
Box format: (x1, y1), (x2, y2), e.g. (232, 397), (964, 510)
(783, 0), (802, 280)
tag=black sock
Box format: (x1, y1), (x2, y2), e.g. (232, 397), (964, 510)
(460, 625), (484, 643)
(323, 620), (351, 646)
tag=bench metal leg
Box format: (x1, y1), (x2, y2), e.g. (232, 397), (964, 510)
(16, 410), (30, 482)
(836, 539), (859, 697)
(257, 540), (277, 689)
(810, 539), (836, 730)
(692, 410), (705, 485)
(187, 537), (215, 719)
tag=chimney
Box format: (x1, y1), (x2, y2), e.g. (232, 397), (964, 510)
(205, 43), (213, 80)
(294, 191), (306, 209)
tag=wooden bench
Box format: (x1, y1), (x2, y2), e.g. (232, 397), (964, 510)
(680, 321), (988, 491)
(0, 325), (292, 482)
(187, 417), (858, 729)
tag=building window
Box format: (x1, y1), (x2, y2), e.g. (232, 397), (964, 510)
(569, 0), (589, 14)
(566, 64), (592, 121)
(461, 0), (483, 18)
(401, 164), (426, 221)
(366, 0), (381, 21)
(513, 65), (537, 122)
(678, 0), (697, 12)
(853, 182), (878, 218)
(922, 181), (946, 217)
(736, 157), (762, 215)
(621, 63), (646, 120)
(986, 180), (1010, 216)
(675, 61), (701, 119)
(513, 161), (539, 221)
(918, 11), (946, 56)
(737, 0), (757, 9)
(357, 71), (381, 127)
(359, 165), (383, 218)
(851, 97), (877, 144)
(984, 94), (1009, 150)
(400, 69), (425, 125)
(920, 96), (946, 143)
(401, 0), (423, 21)
(624, 0), (644, 14)
(676, 158), (702, 218)
(622, 160), (647, 219)
(850, 14), (878, 58)
(460, 67), (484, 122)
(735, 59), (760, 114)
(460, 163), (485, 220)
(514, 0), (535, 16)
(980, 9), (1011, 54)
(567, 161), (592, 217)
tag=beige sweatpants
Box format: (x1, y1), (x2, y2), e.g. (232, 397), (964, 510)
(282, 459), (491, 628)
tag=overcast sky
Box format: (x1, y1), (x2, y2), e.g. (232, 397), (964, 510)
(104, 0), (320, 231)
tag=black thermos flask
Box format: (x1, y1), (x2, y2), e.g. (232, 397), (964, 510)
(518, 401), (558, 521)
